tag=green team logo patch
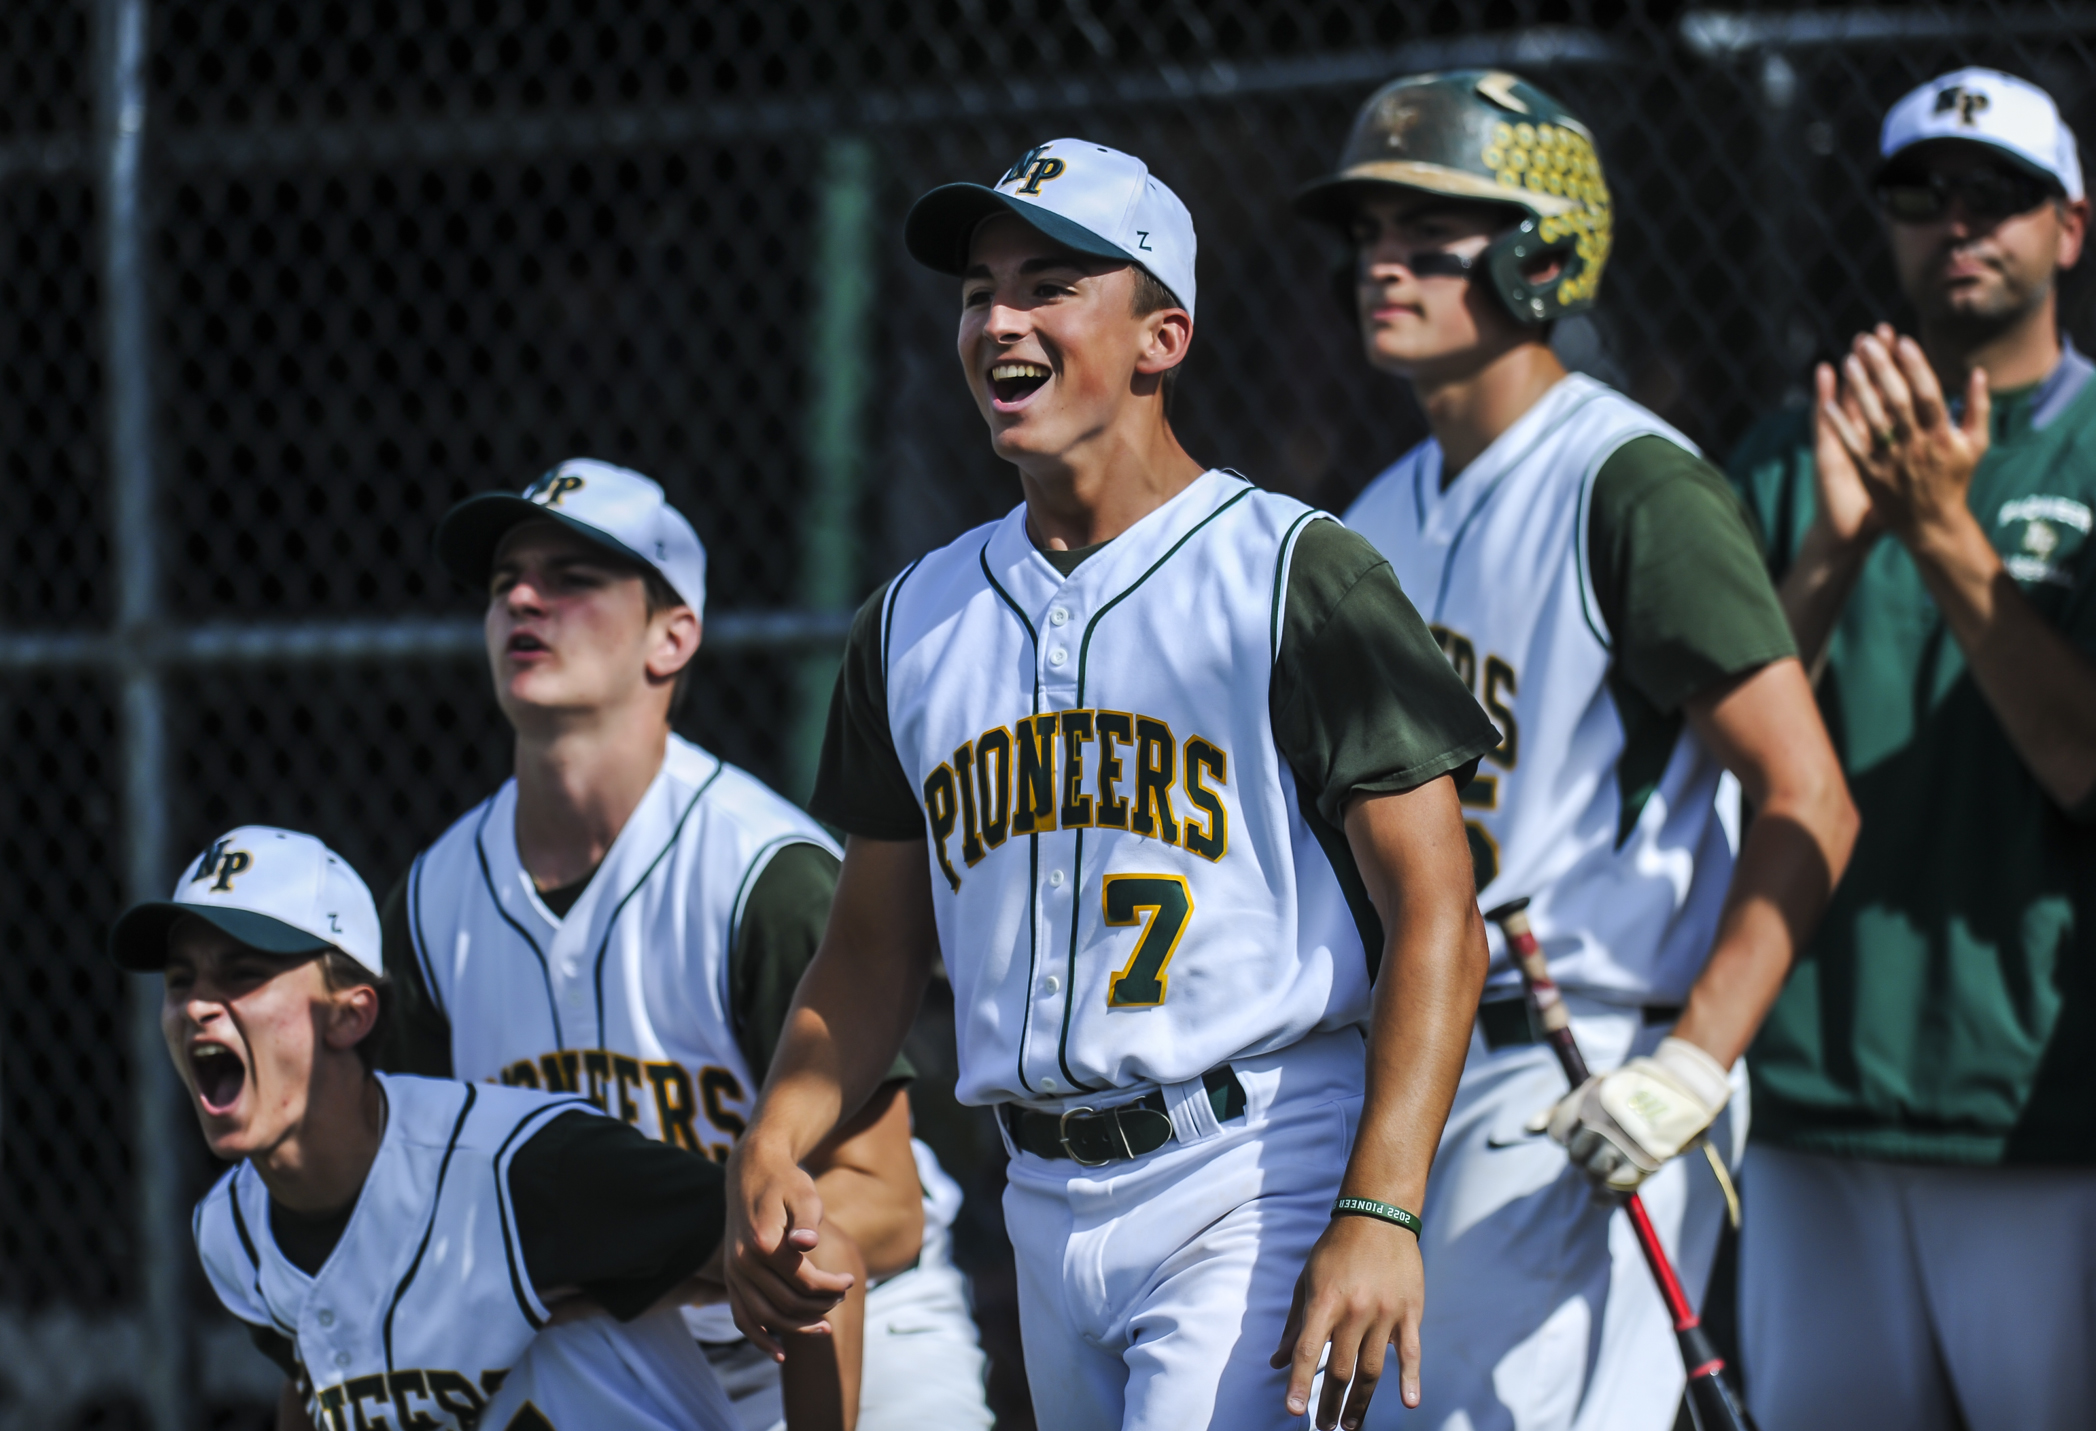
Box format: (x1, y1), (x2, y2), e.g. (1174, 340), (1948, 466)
(1997, 494), (2090, 587)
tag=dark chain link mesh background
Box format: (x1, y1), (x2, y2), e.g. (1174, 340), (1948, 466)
(7, 3), (2096, 1426)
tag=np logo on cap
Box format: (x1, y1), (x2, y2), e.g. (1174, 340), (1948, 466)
(110, 825), (384, 977)
(435, 457), (709, 618)
(1879, 67), (2083, 201)
(905, 138), (1199, 319)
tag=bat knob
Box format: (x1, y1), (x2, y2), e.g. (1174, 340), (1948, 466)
(1482, 897), (1531, 925)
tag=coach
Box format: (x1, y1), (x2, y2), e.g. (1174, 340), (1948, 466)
(1729, 67), (2096, 1429)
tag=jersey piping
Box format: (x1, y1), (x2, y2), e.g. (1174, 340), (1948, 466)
(405, 852), (447, 1023)
(1428, 386), (1611, 622)
(492, 1096), (590, 1331)
(721, 832), (820, 1036)
(473, 801), (564, 1049)
(220, 1172), (296, 1338)
(976, 542), (1049, 1098)
(588, 762), (721, 1046)
(1271, 511), (1329, 665)
(383, 1083), (480, 1373)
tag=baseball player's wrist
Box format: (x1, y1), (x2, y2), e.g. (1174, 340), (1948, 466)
(1649, 1036), (1732, 1114)
(1331, 1195), (1423, 1237)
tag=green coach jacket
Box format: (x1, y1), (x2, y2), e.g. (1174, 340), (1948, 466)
(1729, 346), (2096, 1166)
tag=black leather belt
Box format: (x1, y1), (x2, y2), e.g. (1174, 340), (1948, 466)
(1004, 1066), (1247, 1165)
(1478, 998), (1682, 1052)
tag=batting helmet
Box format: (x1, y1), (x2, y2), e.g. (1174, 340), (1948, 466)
(1295, 70), (1613, 325)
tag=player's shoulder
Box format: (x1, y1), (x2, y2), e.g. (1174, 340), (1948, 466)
(377, 1072), (597, 1153)
(663, 735), (839, 858)
(1344, 435), (1438, 534)
(409, 778), (513, 877)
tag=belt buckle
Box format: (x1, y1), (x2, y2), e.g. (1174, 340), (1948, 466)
(1057, 1106), (1112, 1166)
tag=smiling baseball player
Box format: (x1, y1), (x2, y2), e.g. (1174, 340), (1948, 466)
(381, 459), (992, 1431)
(724, 139), (1503, 1431)
(1294, 71), (1858, 1429)
(119, 824), (740, 1431)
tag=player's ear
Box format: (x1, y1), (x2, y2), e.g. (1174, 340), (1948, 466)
(645, 605), (701, 683)
(321, 981), (381, 1053)
(1134, 305), (1193, 377)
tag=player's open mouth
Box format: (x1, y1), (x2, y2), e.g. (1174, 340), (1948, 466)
(507, 632), (549, 656)
(190, 1042), (246, 1115)
(989, 361), (1051, 406)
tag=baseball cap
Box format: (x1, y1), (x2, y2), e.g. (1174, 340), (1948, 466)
(905, 139), (1199, 318)
(1879, 67), (2083, 200)
(434, 458), (709, 617)
(110, 825), (383, 978)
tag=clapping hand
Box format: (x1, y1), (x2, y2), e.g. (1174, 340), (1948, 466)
(1817, 324), (1990, 550)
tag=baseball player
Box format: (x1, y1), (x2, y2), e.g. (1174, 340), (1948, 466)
(380, 458), (992, 1431)
(725, 139), (1504, 1431)
(116, 823), (745, 1431)
(1292, 72), (1858, 1429)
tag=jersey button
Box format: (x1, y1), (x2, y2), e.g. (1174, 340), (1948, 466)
(1050, 607), (1070, 626)
(1047, 647), (1067, 667)
(1048, 869), (1065, 887)
(316, 1309), (334, 1327)
(334, 1351), (352, 1368)
(1043, 975), (1061, 994)
(1040, 1077), (1058, 1092)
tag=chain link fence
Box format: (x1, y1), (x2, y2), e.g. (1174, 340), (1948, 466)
(6, 3), (2096, 1426)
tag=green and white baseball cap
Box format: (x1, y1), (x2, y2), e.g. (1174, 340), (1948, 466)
(435, 458), (709, 617)
(906, 139), (1199, 318)
(110, 825), (382, 977)
(1880, 67), (2083, 199)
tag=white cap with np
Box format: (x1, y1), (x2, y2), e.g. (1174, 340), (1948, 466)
(905, 139), (1200, 318)
(109, 825), (383, 977)
(1880, 67), (2083, 200)
(434, 458), (709, 618)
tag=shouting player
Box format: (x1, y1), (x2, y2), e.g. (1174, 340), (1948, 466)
(118, 824), (742, 1431)
(726, 139), (1502, 1431)
(383, 459), (993, 1431)
(1294, 72), (1858, 1428)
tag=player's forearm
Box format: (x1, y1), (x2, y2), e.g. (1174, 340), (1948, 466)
(1776, 517), (1875, 679)
(807, 1087), (926, 1277)
(1340, 780), (1490, 1211)
(748, 840), (938, 1164)
(1903, 509), (2096, 810)
(780, 1228), (867, 1431)
(1678, 660), (1859, 1067)
(1345, 894), (1488, 1209)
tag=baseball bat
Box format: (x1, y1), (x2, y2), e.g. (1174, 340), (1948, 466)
(1484, 898), (1755, 1431)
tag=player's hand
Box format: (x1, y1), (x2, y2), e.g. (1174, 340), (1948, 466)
(725, 1133), (856, 1359)
(1533, 1036), (1731, 1193)
(1826, 325), (1990, 551)
(1270, 1211), (1424, 1429)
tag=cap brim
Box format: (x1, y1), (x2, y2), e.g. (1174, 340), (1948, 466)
(904, 183), (1142, 276)
(1876, 136), (2066, 193)
(1293, 162), (1580, 226)
(433, 492), (662, 593)
(110, 903), (333, 973)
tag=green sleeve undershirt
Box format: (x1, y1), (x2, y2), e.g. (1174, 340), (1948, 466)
(1584, 435), (1798, 841)
(729, 842), (915, 1086)
(809, 518), (1500, 841)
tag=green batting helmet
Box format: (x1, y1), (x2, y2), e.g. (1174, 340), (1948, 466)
(1295, 69), (1613, 324)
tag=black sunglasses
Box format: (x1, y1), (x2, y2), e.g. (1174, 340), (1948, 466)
(1875, 167), (2054, 223)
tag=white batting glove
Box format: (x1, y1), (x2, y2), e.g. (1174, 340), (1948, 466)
(1532, 1037), (1731, 1193)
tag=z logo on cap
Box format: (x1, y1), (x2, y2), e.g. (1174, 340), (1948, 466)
(191, 839), (254, 892)
(1934, 86), (1991, 125)
(529, 472), (586, 507)
(1002, 145), (1068, 195)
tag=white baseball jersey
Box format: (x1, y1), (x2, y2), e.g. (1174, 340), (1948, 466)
(194, 1073), (734, 1431)
(401, 735), (973, 1357)
(1345, 374), (1735, 1004)
(879, 469), (1393, 1105)
(404, 735), (836, 1160)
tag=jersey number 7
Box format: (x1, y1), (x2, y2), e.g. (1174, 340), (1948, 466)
(1104, 874), (1193, 1007)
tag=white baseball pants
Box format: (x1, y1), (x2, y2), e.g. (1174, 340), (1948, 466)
(1368, 997), (1746, 1431)
(1000, 1029), (1367, 1431)
(1740, 1145), (2096, 1431)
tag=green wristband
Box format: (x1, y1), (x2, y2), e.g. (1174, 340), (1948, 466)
(1332, 1196), (1423, 1237)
